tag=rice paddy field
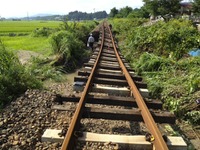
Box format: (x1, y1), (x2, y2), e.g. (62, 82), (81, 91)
(0, 21), (61, 54)
(0, 21), (61, 33)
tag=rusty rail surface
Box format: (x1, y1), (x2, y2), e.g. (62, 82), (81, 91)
(61, 21), (169, 150)
(106, 22), (169, 150)
(60, 23), (105, 150)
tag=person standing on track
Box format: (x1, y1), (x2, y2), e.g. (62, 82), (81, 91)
(87, 33), (95, 51)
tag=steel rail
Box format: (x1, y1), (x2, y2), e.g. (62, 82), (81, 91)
(106, 22), (169, 150)
(60, 22), (105, 150)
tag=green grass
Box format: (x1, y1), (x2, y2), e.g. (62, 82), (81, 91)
(0, 21), (62, 54)
(0, 21), (61, 33)
(0, 36), (51, 55)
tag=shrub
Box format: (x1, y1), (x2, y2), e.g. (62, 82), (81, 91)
(124, 19), (200, 60)
(111, 18), (200, 126)
(49, 30), (85, 71)
(133, 53), (174, 74)
(25, 57), (63, 82)
(0, 41), (42, 108)
(31, 27), (54, 37)
(186, 111), (200, 125)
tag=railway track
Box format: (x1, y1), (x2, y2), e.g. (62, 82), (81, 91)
(42, 21), (187, 150)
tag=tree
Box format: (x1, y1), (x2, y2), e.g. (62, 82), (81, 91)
(118, 6), (133, 18)
(143, 0), (181, 17)
(192, 0), (200, 15)
(109, 7), (119, 18)
(128, 7), (149, 18)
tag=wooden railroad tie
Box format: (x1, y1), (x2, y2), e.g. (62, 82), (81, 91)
(42, 130), (187, 150)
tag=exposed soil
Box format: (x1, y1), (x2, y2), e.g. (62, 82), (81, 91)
(16, 50), (43, 65)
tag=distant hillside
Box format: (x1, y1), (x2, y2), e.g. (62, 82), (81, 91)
(20, 11), (108, 21)
(68, 11), (108, 20)
(21, 15), (62, 21)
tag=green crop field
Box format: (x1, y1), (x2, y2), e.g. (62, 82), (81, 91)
(0, 21), (61, 53)
(1, 36), (51, 54)
(0, 21), (61, 33)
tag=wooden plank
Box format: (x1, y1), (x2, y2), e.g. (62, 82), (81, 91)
(89, 60), (119, 66)
(99, 60), (130, 66)
(52, 106), (175, 124)
(78, 70), (142, 81)
(55, 95), (163, 109)
(84, 62), (134, 71)
(79, 132), (187, 150)
(100, 53), (116, 57)
(94, 49), (115, 54)
(84, 62), (131, 71)
(92, 85), (131, 96)
(42, 129), (63, 142)
(91, 85), (149, 97)
(42, 130), (187, 150)
(74, 76), (147, 88)
(91, 55), (126, 62)
(94, 77), (147, 88)
(93, 51), (118, 57)
(82, 107), (175, 124)
(81, 67), (123, 73)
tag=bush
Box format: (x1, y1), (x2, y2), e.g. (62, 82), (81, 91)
(25, 57), (63, 82)
(186, 111), (200, 125)
(49, 30), (85, 71)
(134, 53), (174, 74)
(133, 53), (200, 120)
(49, 20), (96, 72)
(124, 19), (200, 60)
(31, 27), (54, 37)
(111, 18), (200, 125)
(0, 41), (42, 108)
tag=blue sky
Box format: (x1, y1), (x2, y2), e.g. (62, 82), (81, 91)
(0, 0), (144, 18)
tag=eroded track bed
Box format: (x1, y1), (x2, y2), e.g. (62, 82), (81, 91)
(43, 21), (187, 150)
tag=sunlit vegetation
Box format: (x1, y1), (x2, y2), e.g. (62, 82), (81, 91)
(50, 20), (97, 71)
(0, 20), (97, 108)
(0, 41), (42, 108)
(110, 18), (200, 125)
(0, 21), (60, 53)
(1, 36), (51, 54)
(0, 21), (60, 34)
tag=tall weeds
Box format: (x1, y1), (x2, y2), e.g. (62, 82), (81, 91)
(0, 41), (42, 108)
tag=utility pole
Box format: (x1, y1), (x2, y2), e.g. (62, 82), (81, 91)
(27, 12), (29, 21)
(93, 8), (96, 20)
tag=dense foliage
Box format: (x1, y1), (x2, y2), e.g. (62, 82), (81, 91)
(143, 0), (181, 17)
(125, 19), (200, 60)
(0, 42), (42, 108)
(110, 18), (148, 40)
(67, 11), (108, 20)
(192, 0), (200, 15)
(110, 18), (200, 125)
(31, 27), (54, 37)
(49, 30), (84, 70)
(49, 20), (96, 71)
(133, 53), (200, 124)
(25, 57), (63, 82)
(127, 8), (149, 18)
(109, 6), (145, 18)
(0, 20), (95, 108)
